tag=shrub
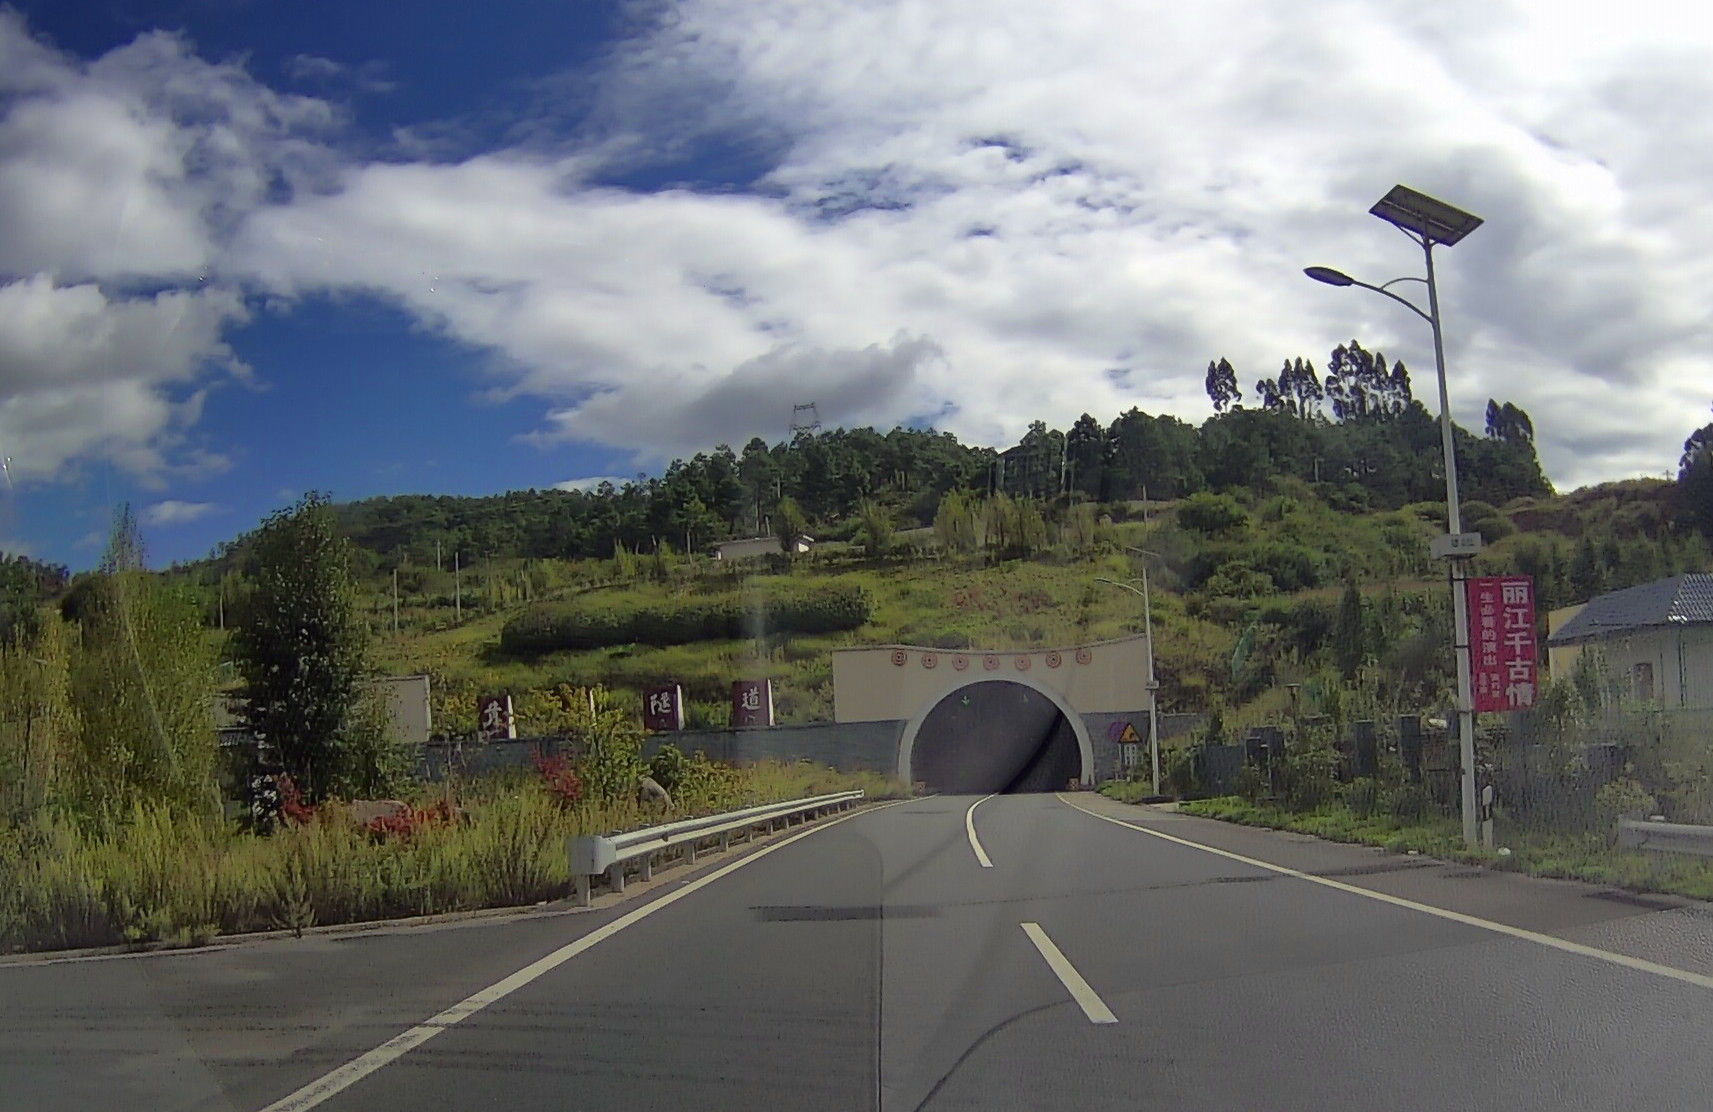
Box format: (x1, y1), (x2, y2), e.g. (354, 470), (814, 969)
(1282, 744), (1338, 811)
(498, 585), (872, 655)
(1164, 746), (1201, 798)
(532, 751), (585, 808)
(1593, 778), (1659, 837)
(1177, 492), (1250, 536)
(649, 744), (691, 794)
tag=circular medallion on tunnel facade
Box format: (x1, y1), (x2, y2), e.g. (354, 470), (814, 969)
(983, 654), (1001, 671)
(1075, 647), (1093, 666)
(1015, 655), (1031, 671)
(891, 649), (908, 667)
(1045, 651), (1062, 669)
(922, 652), (938, 669)
(952, 654), (969, 671)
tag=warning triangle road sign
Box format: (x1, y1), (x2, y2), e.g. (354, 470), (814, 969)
(1118, 722), (1142, 743)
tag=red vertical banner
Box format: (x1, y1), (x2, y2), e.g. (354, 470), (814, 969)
(1466, 575), (1536, 712)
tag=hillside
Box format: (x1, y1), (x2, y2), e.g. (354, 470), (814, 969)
(130, 359), (1713, 741)
(292, 475), (1709, 739)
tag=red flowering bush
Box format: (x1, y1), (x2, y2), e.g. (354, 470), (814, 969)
(532, 751), (584, 808)
(360, 799), (457, 842)
(276, 774), (316, 826)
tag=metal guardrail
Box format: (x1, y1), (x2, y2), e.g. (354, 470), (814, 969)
(1617, 818), (1713, 857)
(566, 790), (865, 905)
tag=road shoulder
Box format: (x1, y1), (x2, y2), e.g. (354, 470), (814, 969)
(1060, 791), (1713, 981)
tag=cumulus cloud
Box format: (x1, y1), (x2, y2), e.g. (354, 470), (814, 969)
(143, 499), (220, 526)
(8, 2), (1713, 495)
(0, 10), (323, 485)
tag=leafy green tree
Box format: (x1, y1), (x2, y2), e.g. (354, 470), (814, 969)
(234, 494), (405, 801)
(1064, 413), (1107, 499)
(773, 496), (809, 555)
(856, 500), (895, 558)
(934, 490), (981, 555)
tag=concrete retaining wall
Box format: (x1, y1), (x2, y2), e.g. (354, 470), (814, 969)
(643, 721), (902, 774)
(417, 710), (1205, 785)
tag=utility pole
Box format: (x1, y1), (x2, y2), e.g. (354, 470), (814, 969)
(436, 539), (442, 573)
(454, 551), (461, 621)
(392, 567), (399, 634)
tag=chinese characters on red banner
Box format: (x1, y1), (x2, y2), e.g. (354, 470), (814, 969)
(731, 679), (774, 728)
(1466, 575), (1536, 712)
(476, 694), (515, 741)
(642, 685), (684, 732)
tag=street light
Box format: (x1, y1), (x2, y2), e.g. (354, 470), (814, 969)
(1098, 545), (1163, 794)
(1306, 183), (1484, 848)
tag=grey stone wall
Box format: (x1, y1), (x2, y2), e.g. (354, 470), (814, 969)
(644, 721), (903, 775)
(416, 710), (1205, 785)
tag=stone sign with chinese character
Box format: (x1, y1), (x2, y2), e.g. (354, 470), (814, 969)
(731, 679), (774, 729)
(1467, 575), (1536, 712)
(476, 693), (515, 741)
(643, 684), (685, 732)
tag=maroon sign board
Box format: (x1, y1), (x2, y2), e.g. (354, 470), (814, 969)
(1467, 575), (1537, 712)
(643, 684), (685, 732)
(476, 693), (515, 741)
(731, 679), (774, 729)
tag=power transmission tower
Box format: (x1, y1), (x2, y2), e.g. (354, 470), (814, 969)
(789, 403), (822, 438)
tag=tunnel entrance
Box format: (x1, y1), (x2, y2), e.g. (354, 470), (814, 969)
(907, 680), (1083, 793)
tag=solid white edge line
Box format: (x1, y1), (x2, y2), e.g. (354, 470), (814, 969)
(965, 793), (996, 868)
(1056, 793), (1713, 993)
(1020, 921), (1118, 1024)
(256, 799), (910, 1112)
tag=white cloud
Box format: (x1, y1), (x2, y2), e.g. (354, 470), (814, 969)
(10, 2), (1713, 496)
(143, 499), (220, 526)
(0, 11), (323, 486)
(0, 275), (247, 480)
(553, 476), (631, 492)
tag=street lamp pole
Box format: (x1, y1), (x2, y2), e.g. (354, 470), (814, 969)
(1101, 545), (1163, 795)
(1422, 240), (1481, 849)
(1307, 184), (1484, 848)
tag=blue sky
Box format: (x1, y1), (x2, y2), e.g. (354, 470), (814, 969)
(3, 0), (1710, 569)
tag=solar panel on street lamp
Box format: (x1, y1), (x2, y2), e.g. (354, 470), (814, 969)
(1369, 184), (1483, 245)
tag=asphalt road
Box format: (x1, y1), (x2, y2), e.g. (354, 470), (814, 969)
(9, 793), (1713, 1110)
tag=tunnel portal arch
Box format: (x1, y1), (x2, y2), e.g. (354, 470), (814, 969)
(896, 673), (1093, 791)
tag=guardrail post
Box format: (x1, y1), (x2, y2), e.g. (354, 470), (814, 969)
(574, 874), (591, 907)
(686, 840), (699, 864)
(606, 862), (625, 894)
(720, 831), (731, 851)
(641, 853), (654, 882)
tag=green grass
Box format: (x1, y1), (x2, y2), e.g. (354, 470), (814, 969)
(0, 761), (908, 955)
(1177, 796), (1713, 901)
(1098, 780), (1168, 804)
(371, 547), (1244, 732)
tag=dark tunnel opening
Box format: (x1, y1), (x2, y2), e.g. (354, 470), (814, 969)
(910, 680), (1082, 794)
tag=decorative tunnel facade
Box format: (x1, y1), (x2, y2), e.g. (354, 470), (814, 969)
(830, 637), (1153, 792)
